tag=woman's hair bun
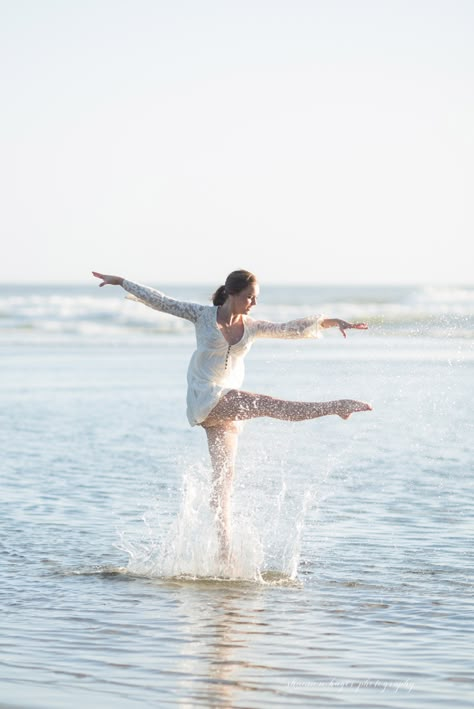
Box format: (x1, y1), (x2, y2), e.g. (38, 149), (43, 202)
(212, 285), (227, 306)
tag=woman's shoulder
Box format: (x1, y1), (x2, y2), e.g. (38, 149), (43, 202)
(196, 304), (217, 320)
(243, 315), (260, 334)
(244, 315), (261, 327)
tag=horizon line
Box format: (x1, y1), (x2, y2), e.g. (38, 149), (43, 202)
(1, 280), (473, 288)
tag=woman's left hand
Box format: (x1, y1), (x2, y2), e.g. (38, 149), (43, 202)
(336, 319), (368, 338)
(321, 318), (368, 338)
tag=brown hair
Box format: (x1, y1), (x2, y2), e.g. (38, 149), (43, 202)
(211, 269), (257, 306)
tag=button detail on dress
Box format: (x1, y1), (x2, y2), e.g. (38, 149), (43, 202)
(224, 344), (231, 369)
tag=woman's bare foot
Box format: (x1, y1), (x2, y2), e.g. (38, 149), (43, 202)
(220, 550), (237, 577)
(216, 540), (236, 576)
(335, 399), (372, 420)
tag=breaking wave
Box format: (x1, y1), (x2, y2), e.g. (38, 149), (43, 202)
(1, 283), (473, 343)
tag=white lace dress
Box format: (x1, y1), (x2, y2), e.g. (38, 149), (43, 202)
(122, 280), (325, 426)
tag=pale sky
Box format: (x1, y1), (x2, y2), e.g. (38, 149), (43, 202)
(1, 0), (473, 285)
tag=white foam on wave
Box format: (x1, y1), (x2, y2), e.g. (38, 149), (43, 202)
(415, 285), (474, 305)
(2, 284), (474, 341)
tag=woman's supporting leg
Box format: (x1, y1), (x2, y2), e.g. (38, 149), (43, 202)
(204, 422), (240, 564)
(202, 390), (372, 427)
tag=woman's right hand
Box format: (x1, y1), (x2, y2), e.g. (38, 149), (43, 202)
(92, 271), (124, 287)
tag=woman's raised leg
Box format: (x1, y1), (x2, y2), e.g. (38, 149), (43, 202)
(204, 422), (240, 565)
(202, 390), (372, 427)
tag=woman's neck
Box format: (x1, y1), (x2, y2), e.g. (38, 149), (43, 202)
(217, 301), (241, 325)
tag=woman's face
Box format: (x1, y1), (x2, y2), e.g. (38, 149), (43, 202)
(232, 283), (260, 314)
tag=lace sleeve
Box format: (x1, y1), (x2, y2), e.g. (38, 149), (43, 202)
(247, 314), (325, 339)
(122, 279), (204, 323)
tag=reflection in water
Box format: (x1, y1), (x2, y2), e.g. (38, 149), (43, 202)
(174, 583), (271, 706)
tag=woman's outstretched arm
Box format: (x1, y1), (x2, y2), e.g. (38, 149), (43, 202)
(247, 314), (368, 340)
(92, 271), (204, 323)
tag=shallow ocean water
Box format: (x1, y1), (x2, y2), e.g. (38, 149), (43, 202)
(1, 284), (474, 707)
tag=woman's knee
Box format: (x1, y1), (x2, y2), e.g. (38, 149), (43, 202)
(204, 420), (241, 437)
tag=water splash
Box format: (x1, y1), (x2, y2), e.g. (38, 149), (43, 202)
(116, 460), (315, 584)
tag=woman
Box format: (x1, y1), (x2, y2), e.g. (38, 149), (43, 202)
(92, 269), (371, 565)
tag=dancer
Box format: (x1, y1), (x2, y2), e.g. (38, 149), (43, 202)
(92, 270), (371, 565)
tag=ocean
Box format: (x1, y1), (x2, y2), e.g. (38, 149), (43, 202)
(1, 282), (473, 707)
